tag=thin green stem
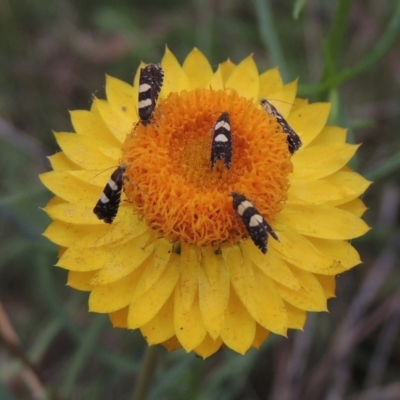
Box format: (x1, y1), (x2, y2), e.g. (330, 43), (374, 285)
(325, 0), (355, 65)
(292, 0), (307, 20)
(195, 0), (213, 58)
(300, 1), (400, 96)
(252, 0), (288, 80)
(317, 0), (354, 101)
(132, 346), (161, 400)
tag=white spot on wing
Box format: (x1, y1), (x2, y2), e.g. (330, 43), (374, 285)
(139, 98), (153, 108)
(237, 200), (253, 216)
(108, 179), (118, 191)
(214, 133), (228, 142)
(100, 193), (110, 203)
(215, 120), (230, 131)
(139, 83), (151, 93)
(249, 214), (263, 227)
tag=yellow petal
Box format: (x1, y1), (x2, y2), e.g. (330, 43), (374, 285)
(48, 152), (79, 171)
(288, 103), (331, 147)
(243, 261), (288, 335)
(251, 324), (270, 349)
(288, 171), (370, 207)
(207, 66), (224, 90)
(105, 74), (137, 121)
(43, 202), (108, 225)
(276, 266), (327, 311)
(179, 243), (200, 311)
(54, 133), (116, 170)
(314, 274), (336, 298)
(194, 334), (223, 359)
(222, 245), (248, 300)
(109, 307), (128, 328)
(264, 80), (298, 119)
(174, 284), (207, 351)
(311, 126), (347, 145)
(132, 239), (173, 299)
(161, 46), (191, 95)
(92, 98), (135, 144)
(287, 179), (352, 206)
(128, 254), (180, 328)
(240, 241), (301, 290)
(57, 244), (115, 272)
(46, 196), (65, 207)
(338, 198), (368, 217)
(75, 213), (147, 249)
(220, 288), (256, 355)
(97, 145), (122, 161)
(40, 171), (99, 203)
(278, 204), (370, 240)
(67, 270), (96, 291)
(162, 336), (182, 352)
(89, 266), (145, 313)
(291, 143), (359, 180)
(182, 48), (214, 89)
(258, 67), (283, 98)
(198, 249), (230, 339)
(324, 171), (371, 206)
(68, 169), (119, 188)
(271, 224), (346, 275)
(285, 302), (306, 329)
(89, 233), (153, 284)
(70, 109), (120, 148)
(140, 294), (175, 344)
(223, 245), (287, 335)
(307, 237), (361, 271)
(43, 221), (105, 247)
(291, 98), (309, 112)
(225, 55), (259, 100)
(219, 59), (236, 83)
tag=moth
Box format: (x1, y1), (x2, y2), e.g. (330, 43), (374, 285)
(138, 63), (164, 125)
(210, 112), (232, 170)
(260, 98), (302, 154)
(93, 165), (126, 224)
(230, 192), (278, 254)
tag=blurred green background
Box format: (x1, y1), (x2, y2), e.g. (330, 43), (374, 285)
(1, 0), (400, 399)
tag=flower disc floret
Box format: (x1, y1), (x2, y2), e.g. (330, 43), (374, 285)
(122, 88), (292, 247)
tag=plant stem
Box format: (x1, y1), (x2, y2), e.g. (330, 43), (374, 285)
(132, 346), (161, 400)
(253, 0), (288, 80)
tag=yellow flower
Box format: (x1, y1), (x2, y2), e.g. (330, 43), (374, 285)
(40, 48), (370, 358)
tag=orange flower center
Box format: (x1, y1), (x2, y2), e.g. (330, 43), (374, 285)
(121, 89), (292, 247)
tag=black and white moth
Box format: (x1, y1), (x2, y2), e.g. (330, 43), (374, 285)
(93, 165), (126, 224)
(260, 98), (302, 154)
(210, 112), (232, 169)
(138, 63), (164, 125)
(230, 192), (278, 254)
